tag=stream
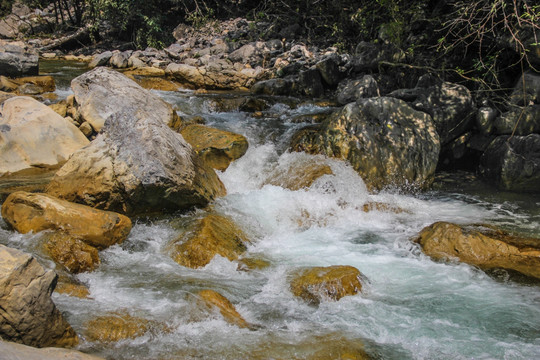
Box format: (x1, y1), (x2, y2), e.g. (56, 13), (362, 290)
(0, 61), (539, 359)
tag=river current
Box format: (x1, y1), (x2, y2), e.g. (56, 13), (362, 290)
(0, 62), (539, 359)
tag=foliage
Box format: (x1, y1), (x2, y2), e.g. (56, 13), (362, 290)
(0, 0), (14, 17)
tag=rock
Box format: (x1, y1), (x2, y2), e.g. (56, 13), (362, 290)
(70, 66), (177, 132)
(0, 96), (90, 176)
(336, 76), (379, 105)
(296, 69), (324, 97)
(88, 51), (113, 69)
(265, 155), (333, 190)
(122, 66), (166, 77)
(13, 76), (56, 93)
(0, 90), (15, 104)
(492, 105), (540, 135)
(316, 56), (342, 87)
(109, 51), (130, 68)
(353, 41), (404, 71)
(290, 265), (364, 304)
(389, 81), (475, 145)
(476, 106), (498, 135)
(251, 78), (293, 96)
(196, 289), (249, 328)
(1, 191), (132, 249)
(478, 134), (540, 192)
(414, 222), (540, 280)
(43, 233), (100, 274)
(237, 257), (271, 271)
(0, 42), (39, 77)
(48, 101), (68, 117)
(129, 76), (180, 91)
(84, 312), (151, 343)
(291, 97), (440, 191)
(0, 245), (78, 347)
(0, 340), (104, 360)
(509, 72), (540, 106)
(78, 121), (94, 137)
(0, 75), (19, 92)
(171, 214), (250, 268)
(55, 276), (90, 298)
(180, 124), (249, 171)
(362, 201), (407, 214)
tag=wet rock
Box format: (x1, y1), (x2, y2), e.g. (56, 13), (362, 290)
(196, 289), (249, 328)
(316, 56), (342, 87)
(492, 105), (540, 135)
(0, 340), (104, 360)
(478, 134), (540, 192)
(237, 257), (271, 271)
(70, 66), (177, 132)
(55, 276), (90, 298)
(47, 68), (226, 215)
(1, 191), (132, 249)
(129, 76), (180, 91)
(13, 75), (56, 93)
(180, 124), (249, 171)
(171, 214), (250, 269)
(0, 96), (89, 176)
(296, 69), (324, 98)
(0, 42), (38, 77)
(291, 97), (440, 191)
(88, 51), (113, 69)
(361, 202), (407, 214)
(265, 155), (333, 190)
(43, 233), (100, 273)
(0, 245), (78, 347)
(0, 76), (18, 92)
(84, 312), (151, 343)
(389, 80), (475, 145)
(290, 265), (364, 304)
(414, 222), (540, 280)
(251, 78), (293, 96)
(336, 76), (379, 105)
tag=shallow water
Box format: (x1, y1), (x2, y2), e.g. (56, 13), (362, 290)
(1, 63), (539, 359)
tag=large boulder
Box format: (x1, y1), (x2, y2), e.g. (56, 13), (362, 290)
(0, 245), (78, 347)
(291, 97), (440, 191)
(171, 214), (250, 268)
(336, 76), (379, 105)
(1, 191), (131, 249)
(0, 42), (38, 77)
(290, 265), (364, 304)
(414, 222), (540, 280)
(0, 96), (89, 176)
(0, 340), (104, 360)
(46, 68), (225, 215)
(492, 105), (540, 135)
(478, 134), (540, 192)
(389, 80), (475, 145)
(70, 66), (178, 132)
(180, 124), (249, 171)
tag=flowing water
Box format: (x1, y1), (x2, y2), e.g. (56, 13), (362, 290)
(0, 62), (539, 359)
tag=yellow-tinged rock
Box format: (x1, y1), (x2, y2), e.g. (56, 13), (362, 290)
(1, 191), (132, 249)
(290, 265), (364, 304)
(43, 233), (100, 273)
(180, 124), (248, 171)
(84, 312), (150, 343)
(48, 101), (68, 117)
(55, 276), (90, 298)
(172, 214), (250, 268)
(14, 76), (56, 93)
(361, 201), (407, 214)
(237, 257), (271, 271)
(266, 160), (333, 190)
(197, 289), (249, 328)
(414, 222), (540, 279)
(131, 76), (180, 91)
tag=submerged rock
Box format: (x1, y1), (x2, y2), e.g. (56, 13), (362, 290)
(43, 233), (100, 274)
(265, 155), (333, 190)
(1, 191), (131, 250)
(47, 68), (225, 215)
(290, 265), (364, 304)
(84, 312), (151, 343)
(0, 245), (78, 348)
(196, 289), (250, 328)
(291, 97), (440, 191)
(479, 134), (540, 192)
(180, 124), (249, 171)
(414, 222), (540, 280)
(171, 214), (250, 268)
(0, 96), (89, 176)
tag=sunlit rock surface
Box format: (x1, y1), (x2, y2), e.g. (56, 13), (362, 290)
(0, 339), (103, 360)
(414, 222), (540, 280)
(196, 289), (250, 328)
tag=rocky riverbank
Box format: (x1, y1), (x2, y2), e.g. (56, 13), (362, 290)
(1, 4), (540, 359)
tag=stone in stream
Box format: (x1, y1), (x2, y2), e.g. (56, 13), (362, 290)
(264, 154), (333, 191)
(414, 222), (540, 280)
(46, 67), (226, 215)
(0, 96), (90, 176)
(0, 339), (104, 360)
(180, 124), (249, 171)
(290, 265), (364, 304)
(0, 245), (78, 348)
(1, 191), (132, 250)
(42, 233), (101, 274)
(478, 134), (540, 192)
(171, 214), (250, 269)
(291, 97), (440, 191)
(84, 311), (158, 343)
(196, 289), (250, 328)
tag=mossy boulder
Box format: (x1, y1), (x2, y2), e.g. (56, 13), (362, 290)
(290, 265), (364, 304)
(171, 214), (250, 268)
(414, 222), (540, 280)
